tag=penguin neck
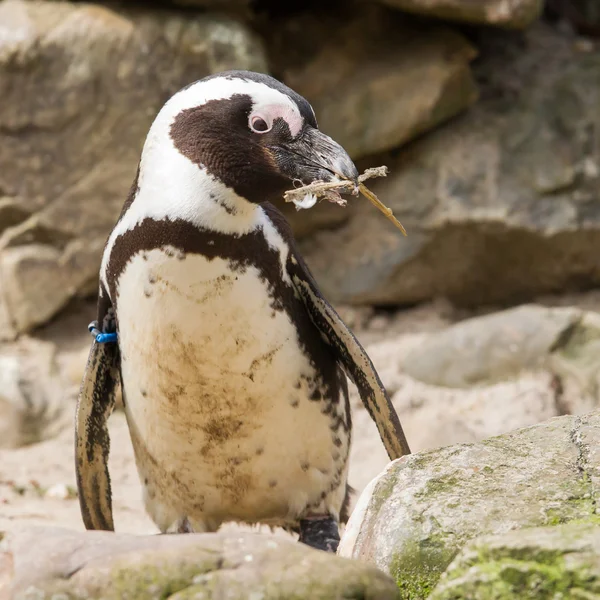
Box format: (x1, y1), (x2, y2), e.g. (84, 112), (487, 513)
(135, 142), (260, 236)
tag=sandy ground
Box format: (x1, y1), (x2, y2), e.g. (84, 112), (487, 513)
(2, 291), (600, 537)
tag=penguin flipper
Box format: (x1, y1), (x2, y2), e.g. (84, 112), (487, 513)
(75, 335), (120, 530)
(288, 255), (410, 460)
(261, 201), (410, 460)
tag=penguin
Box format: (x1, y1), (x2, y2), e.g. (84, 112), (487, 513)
(75, 70), (410, 553)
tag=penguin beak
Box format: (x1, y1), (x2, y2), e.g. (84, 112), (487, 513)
(272, 127), (359, 187)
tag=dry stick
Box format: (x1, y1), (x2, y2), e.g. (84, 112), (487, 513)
(283, 166), (407, 236)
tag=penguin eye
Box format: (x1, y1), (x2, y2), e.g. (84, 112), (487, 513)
(250, 115), (271, 134)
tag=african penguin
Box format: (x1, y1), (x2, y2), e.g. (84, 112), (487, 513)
(75, 70), (411, 553)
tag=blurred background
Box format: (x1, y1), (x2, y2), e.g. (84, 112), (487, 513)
(1, 0), (600, 532)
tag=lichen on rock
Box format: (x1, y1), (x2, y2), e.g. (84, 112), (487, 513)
(429, 522), (600, 599)
(1, 527), (400, 599)
(339, 411), (600, 599)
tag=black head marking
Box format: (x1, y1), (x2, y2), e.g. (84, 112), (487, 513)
(170, 93), (294, 204)
(166, 71), (358, 205)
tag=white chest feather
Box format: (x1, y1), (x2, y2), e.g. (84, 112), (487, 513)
(115, 248), (349, 532)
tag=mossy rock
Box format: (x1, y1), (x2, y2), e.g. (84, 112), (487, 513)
(429, 522), (600, 599)
(1, 526), (399, 599)
(339, 411), (600, 599)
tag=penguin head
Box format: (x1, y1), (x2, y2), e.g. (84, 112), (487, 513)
(144, 71), (358, 205)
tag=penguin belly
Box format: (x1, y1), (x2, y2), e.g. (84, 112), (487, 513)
(115, 248), (350, 532)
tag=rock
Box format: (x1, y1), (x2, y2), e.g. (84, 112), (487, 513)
(548, 309), (600, 415)
(546, 0), (600, 37)
(0, 337), (69, 448)
(429, 522), (600, 599)
(267, 6), (478, 160)
(0, 243), (90, 339)
(348, 304), (600, 491)
(401, 304), (582, 388)
(0, 0), (267, 340)
(348, 334), (561, 492)
(300, 22), (600, 307)
(0, 526), (399, 599)
(374, 0), (543, 29)
(339, 410), (600, 599)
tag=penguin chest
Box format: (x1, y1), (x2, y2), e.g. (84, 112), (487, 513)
(114, 248), (350, 528)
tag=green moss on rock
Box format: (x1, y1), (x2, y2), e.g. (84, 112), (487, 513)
(429, 523), (600, 599)
(391, 534), (461, 600)
(415, 475), (460, 499)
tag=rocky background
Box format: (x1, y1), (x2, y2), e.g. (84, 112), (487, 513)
(2, 0), (600, 598)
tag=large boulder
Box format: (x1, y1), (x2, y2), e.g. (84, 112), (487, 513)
(429, 522), (600, 599)
(373, 0), (543, 28)
(266, 6), (478, 160)
(348, 303), (600, 491)
(0, 337), (68, 448)
(0, 527), (399, 599)
(339, 410), (600, 598)
(400, 304), (585, 389)
(0, 0), (266, 340)
(301, 22), (600, 307)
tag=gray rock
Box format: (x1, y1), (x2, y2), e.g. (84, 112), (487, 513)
(547, 0), (600, 36)
(401, 304), (582, 388)
(0, 526), (399, 599)
(430, 522), (600, 599)
(0, 337), (68, 448)
(301, 23), (600, 307)
(373, 0), (543, 28)
(339, 410), (600, 599)
(548, 309), (600, 416)
(268, 6), (478, 160)
(347, 330), (562, 492)
(349, 304), (600, 490)
(0, 0), (266, 340)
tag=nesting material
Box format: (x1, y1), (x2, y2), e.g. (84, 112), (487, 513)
(283, 166), (407, 235)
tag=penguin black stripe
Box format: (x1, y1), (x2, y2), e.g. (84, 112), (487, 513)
(104, 213), (343, 407)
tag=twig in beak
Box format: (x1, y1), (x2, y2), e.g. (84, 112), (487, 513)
(283, 165), (407, 236)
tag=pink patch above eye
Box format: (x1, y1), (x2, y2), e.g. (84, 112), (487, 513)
(252, 104), (303, 137)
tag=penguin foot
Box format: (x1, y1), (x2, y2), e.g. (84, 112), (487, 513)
(176, 517), (194, 533)
(298, 515), (340, 553)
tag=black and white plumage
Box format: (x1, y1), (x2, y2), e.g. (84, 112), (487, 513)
(75, 70), (410, 552)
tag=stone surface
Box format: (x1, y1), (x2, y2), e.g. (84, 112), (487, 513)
(401, 304), (582, 388)
(301, 22), (600, 307)
(374, 0), (543, 28)
(0, 527), (399, 600)
(267, 6), (478, 160)
(349, 335), (561, 491)
(350, 304), (600, 491)
(0, 337), (69, 448)
(339, 411), (600, 599)
(430, 523), (600, 599)
(546, 0), (600, 37)
(548, 309), (600, 416)
(0, 0), (266, 340)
